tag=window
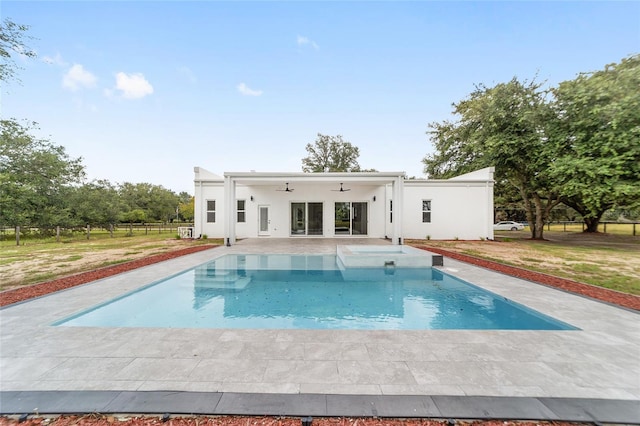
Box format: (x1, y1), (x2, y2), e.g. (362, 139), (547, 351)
(422, 200), (431, 223)
(206, 200), (216, 223)
(390, 199), (393, 223)
(237, 200), (246, 223)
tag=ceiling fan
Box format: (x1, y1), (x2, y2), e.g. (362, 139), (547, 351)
(331, 183), (351, 192)
(276, 182), (294, 192)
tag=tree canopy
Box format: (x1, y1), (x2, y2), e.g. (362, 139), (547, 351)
(302, 133), (361, 172)
(424, 78), (560, 239)
(0, 119), (190, 228)
(1, 18), (37, 84)
(549, 55), (640, 231)
(424, 55), (640, 237)
(0, 119), (85, 227)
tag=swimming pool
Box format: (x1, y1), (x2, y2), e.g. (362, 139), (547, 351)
(54, 254), (577, 330)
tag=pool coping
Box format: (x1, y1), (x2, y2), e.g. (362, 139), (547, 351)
(2, 391), (639, 423)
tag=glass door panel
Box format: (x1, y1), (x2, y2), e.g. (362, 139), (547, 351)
(308, 203), (323, 235)
(291, 203), (306, 235)
(352, 202), (368, 235)
(258, 206), (269, 235)
(334, 202), (351, 235)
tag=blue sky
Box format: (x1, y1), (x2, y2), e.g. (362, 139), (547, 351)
(3, 1), (639, 194)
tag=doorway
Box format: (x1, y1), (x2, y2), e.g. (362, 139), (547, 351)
(290, 202), (323, 236)
(258, 205), (270, 236)
(334, 202), (367, 235)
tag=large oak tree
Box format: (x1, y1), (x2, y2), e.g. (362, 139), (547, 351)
(549, 55), (640, 232)
(424, 78), (560, 239)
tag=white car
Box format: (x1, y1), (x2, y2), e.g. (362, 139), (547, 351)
(493, 221), (525, 231)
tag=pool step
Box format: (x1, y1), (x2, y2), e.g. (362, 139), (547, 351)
(194, 269), (252, 289)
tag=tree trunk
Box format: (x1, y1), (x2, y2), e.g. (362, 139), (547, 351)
(518, 186), (537, 239)
(532, 194), (545, 239)
(583, 215), (602, 233)
(562, 198), (610, 234)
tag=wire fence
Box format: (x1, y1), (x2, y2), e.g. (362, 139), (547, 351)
(543, 221), (639, 235)
(0, 223), (195, 246)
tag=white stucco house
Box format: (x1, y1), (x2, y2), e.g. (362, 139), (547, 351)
(193, 166), (494, 245)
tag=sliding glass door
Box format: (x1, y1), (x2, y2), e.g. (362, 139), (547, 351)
(352, 202), (368, 235)
(290, 202), (323, 236)
(334, 202), (367, 235)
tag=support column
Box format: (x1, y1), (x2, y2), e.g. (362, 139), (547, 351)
(224, 176), (237, 245)
(391, 176), (404, 245)
(193, 182), (201, 237)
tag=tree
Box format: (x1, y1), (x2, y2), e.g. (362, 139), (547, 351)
(67, 180), (123, 226)
(302, 133), (361, 172)
(549, 55), (640, 232)
(1, 18), (37, 84)
(177, 192), (194, 222)
(118, 182), (180, 222)
(0, 119), (85, 227)
(423, 78), (561, 239)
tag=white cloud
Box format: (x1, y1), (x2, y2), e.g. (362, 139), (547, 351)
(43, 53), (67, 67)
(114, 72), (154, 99)
(297, 35), (319, 50)
(62, 64), (97, 91)
(178, 66), (197, 83)
(237, 82), (263, 96)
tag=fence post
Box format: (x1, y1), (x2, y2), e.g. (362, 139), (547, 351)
(634, 223), (636, 236)
(15, 225), (20, 246)
(56, 226), (60, 242)
(563, 222), (566, 232)
(145, 224), (148, 235)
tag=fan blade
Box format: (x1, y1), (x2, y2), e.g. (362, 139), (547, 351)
(333, 183), (350, 192)
(277, 183), (293, 192)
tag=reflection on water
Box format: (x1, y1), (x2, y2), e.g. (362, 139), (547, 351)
(55, 255), (576, 330)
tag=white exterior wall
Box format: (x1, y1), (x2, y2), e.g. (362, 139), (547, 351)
(401, 181), (494, 240)
(194, 167), (494, 241)
(196, 182), (388, 239)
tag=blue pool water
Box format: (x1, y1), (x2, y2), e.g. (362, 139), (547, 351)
(54, 254), (577, 330)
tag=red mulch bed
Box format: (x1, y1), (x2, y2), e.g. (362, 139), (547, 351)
(415, 245), (640, 311)
(0, 415), (588, 426)
(0, 245), (217, 307)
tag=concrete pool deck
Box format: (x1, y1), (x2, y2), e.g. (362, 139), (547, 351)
(1, 238), (639, 421)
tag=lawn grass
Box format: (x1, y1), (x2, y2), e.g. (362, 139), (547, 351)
(0, 233), (220, 290)
(412, 231), (640, 295)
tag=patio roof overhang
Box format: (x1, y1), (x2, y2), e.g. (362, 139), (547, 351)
(222, 171), (406, 186)
(220, 171), (405, 246)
